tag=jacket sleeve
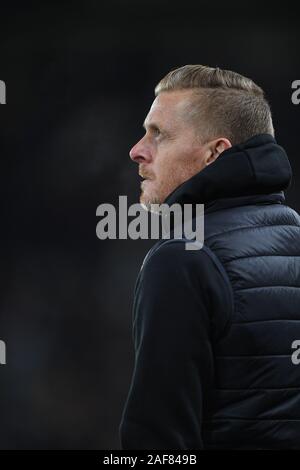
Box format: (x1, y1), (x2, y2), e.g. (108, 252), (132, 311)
(119, 240), (232, 450)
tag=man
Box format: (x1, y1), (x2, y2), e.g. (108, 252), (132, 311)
(119, 65), (300, 449)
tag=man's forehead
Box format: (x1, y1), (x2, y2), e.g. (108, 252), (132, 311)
(143, 90), (195, 128)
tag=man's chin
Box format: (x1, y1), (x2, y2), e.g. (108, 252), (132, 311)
(140, 192), (163, 213)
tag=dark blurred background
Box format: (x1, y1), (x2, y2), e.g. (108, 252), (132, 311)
(0, 0), (299, 449)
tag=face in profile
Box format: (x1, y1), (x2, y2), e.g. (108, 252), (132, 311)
(129, 90), (211, 209)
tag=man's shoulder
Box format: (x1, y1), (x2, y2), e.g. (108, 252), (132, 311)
(133, 238), (234, 341)
(136, 238), (232, 300)
(140, 238), (211, 274)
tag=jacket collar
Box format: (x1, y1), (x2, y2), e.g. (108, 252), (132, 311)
(164, 134), (292, 213)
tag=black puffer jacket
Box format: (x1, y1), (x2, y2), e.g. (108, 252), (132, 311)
(120, 134), (300, 450)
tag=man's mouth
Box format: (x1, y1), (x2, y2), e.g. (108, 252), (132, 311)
(139, 167), (155, 179)
(139, 174), (151, 182)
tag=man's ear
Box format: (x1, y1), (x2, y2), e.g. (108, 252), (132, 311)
(205, 137), (232, 165)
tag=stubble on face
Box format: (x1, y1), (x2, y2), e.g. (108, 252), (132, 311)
(139, 90), (207, 209)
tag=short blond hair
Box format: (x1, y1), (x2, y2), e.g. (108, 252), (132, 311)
(155, 64), (274, 145)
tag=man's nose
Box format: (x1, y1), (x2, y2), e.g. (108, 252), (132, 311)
(129, 137), (151, 164)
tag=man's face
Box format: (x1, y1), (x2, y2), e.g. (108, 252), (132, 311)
(129, 90), (209, 208)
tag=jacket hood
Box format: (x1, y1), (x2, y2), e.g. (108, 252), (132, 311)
(164, 134), (293, 208)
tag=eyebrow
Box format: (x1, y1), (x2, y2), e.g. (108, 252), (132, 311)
(143, 120), (161, 131)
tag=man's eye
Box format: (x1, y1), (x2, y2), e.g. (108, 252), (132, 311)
(153, 128), (161, 137)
